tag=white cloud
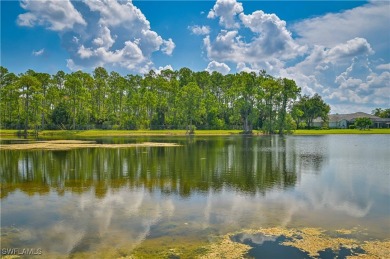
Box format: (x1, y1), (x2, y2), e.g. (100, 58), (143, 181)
(75, 0), (174, 72)
(204, 30), (243, 62)
(376, 63), (390, 70)
(84, 0), (149, 30)
(188, 25), (210, 35)
(77, 45), (94, 59)
(326, 38), (374, 63)
(32, 48), (45, 56)
(207, 0), (243, 29)
(205, 61), (231, 75)
(21, 0), (175, 73)
(162, 39), (175, 56)
(92, 26), (115, 50)
(17, 0), (86, 31)
(280, 43), (387, 113)
(236, 62), (256, 73)
(239, 10), (307, 60)
(155, 65), (174, 74)
(66, 59), (84, 72)
(204, 2), (305, 65)
(200, 0), (389, 113)
(292, 1), (389, 52)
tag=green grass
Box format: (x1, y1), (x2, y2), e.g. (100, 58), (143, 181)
(1, 128), (389, 137)
(293, 128), (390, 134)
(0, 129), (244, 137)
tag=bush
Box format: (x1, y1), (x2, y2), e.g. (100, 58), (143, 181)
(188, 125), (196, 134)
(51, 103), (70, 127)
(349, 125), (356, 129)
(354, 117), (372, 130)
(112, 124), (121, 130)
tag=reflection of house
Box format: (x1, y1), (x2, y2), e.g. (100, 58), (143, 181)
(313, 112), (390, 128)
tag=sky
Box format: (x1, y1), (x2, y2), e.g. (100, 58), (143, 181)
(1, 0), (389, 114)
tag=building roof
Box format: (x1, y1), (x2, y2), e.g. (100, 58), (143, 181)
(313, 112), (390, 123)
(328, 112), (381, 122)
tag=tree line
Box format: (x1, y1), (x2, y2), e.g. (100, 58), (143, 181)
(0, 66), (331, 135)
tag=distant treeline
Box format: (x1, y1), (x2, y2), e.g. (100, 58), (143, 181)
(0, 66), (330, 134)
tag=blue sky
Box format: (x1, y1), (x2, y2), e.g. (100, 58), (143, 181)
(1, 0), (389, 113)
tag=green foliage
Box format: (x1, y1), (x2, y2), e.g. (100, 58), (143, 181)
(354, 117), (373, 130)
(180, 82), (205, 132)
(51, 102), (70, 128)
(18, 73), (43, 134)
(0, 66), (331, 133)
(372, 108), (390, 118)
(292, 94), (330, 129)
(349, 125), (356, 129)
(278, 78), (300, 136)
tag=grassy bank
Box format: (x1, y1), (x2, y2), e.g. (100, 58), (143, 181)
(1, 128), (389, 137)
(0, 129), (243, 137)
(293, 128), (390, 134)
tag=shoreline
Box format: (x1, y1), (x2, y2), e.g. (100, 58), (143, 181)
(1, 128), (389, 137)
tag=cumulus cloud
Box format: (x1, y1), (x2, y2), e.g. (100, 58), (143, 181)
(155, 65), (174, 74)
(18, 0), (175, 73)
(208, 0), (243, 29)
(292, 1), (389, 52)
(162, 39), (175, 55)
(326, 38), (374, 63)
(204, 1), (305, 64)
(188, 25), (210, 35)
(236, 62), (256, 73)
(199, 0), (389, 113)
(205, 61), (231, 75)
(92, 26), (115, 49)
(239, 11), (306, 59)
(66, 59), (84, 71)
(32, 48), (45, 56)
(17, 0), (86, 31)
(84, 0), (149, 30)
(376, 63), (390, 70)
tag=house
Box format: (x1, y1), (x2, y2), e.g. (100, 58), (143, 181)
(313, 112), (390, 128)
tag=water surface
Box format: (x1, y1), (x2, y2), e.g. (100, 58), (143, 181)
(1, 135), (389, 258)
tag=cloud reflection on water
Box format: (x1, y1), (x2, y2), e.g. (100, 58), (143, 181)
(1, 135), (389, 255)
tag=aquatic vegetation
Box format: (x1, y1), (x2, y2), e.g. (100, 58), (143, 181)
(199, 234), (250, 259)
(200, 227), (390, 259)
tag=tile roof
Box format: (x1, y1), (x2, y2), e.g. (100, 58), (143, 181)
(328, 112), (381, 122)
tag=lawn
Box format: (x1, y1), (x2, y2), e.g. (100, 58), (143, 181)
(293, 128), (390, 134)
(1, 128), (389, 137)
(0, 129), (244, 137)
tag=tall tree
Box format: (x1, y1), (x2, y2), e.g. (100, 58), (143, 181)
(0, 67), (19, 128)
(34, 72), (51, 129)
(372, 108), (390, 118)
(262, 78), (280, 134)
(92, 67), (109, 126)
(278, 78), (300, 136)
(64, 73), (83, 129)
(297, 94), (330, 128)
(2, 66), (332, 134)
(18, 73), (42, 135)
(179, 82), (205, 133)
(233, 72), (259, 133)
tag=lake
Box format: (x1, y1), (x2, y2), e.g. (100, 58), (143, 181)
(1, 135), (389, 258)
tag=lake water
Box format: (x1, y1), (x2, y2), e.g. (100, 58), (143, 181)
(1, 135), (389, 258)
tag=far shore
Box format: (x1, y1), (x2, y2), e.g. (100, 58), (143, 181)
(1, 129), (389, 138)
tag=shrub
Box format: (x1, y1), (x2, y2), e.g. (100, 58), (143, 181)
(354, 117), (372, 130)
